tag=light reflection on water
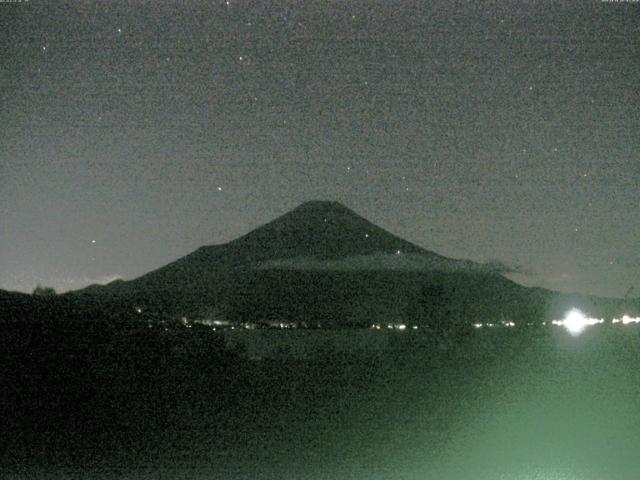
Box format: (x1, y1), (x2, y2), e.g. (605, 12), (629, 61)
(416, 328), (640, 480)
(25, 322), (638, 480)
(220, 323), (640, 480)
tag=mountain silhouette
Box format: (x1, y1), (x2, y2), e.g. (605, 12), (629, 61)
(53, 201), (637, 327)
(96, 200), (487, 293)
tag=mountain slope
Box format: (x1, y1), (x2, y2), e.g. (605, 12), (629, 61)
(106, 201), (485, 292)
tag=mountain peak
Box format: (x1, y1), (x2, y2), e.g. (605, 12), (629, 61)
(285, 200), (360, 224)
(226, 200), (425, 261)
(292, 200), (351, 213)
(285, 200), (367, 226)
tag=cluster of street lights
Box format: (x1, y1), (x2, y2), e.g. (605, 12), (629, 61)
(472, 309), (640, 336)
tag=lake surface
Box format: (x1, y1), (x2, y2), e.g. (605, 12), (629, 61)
(4, 324), (640, 479)
(217, 326), (640, 480)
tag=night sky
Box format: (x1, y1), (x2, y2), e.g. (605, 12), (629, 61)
(1, 1), (638, 298)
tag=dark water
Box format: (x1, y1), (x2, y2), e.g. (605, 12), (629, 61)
(3, 324), (640, 479)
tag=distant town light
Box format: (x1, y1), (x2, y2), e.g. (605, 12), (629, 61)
(563, 309), (588, 336)
(553, 309), (604, 336)
(620, 315), (640, 325)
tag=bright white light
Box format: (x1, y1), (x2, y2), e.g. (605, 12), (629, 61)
(563, 309), (588, 335)
(554, 309), (603, 336)
(473, 323), (483, 329)
(397, 324), (406, 331)
(621, 315), (640, 325)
